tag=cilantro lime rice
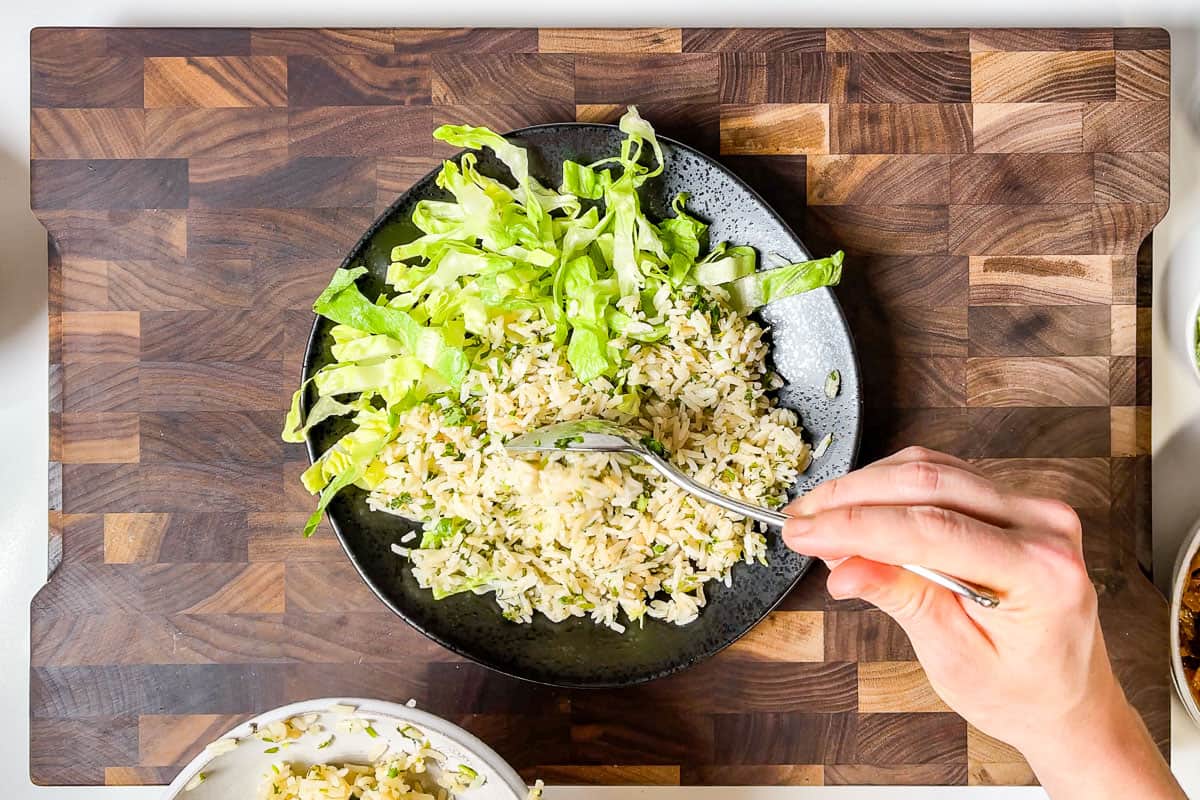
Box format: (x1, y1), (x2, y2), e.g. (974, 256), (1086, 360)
(285, 107), (842, 631)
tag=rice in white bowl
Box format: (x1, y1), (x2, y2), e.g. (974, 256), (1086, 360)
(370, 288), (809, 632)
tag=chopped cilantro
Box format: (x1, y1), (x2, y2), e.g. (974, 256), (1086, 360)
(388, 492), (413, 509)
(554, 434), (584, 449)
(640, 436), (668, 458)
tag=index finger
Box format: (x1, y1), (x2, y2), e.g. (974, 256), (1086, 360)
(783, 504), (1023, 591)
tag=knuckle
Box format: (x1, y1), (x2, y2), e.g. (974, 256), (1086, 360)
(906, 504), (956, 537)
(897, 445), (938, 464)
(897, 460), (943, 495)
(1035, 498), (1084, 540)
(1024, 535), (1088, 585)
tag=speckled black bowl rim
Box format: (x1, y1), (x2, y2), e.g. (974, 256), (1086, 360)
(302, 122), (863, 688)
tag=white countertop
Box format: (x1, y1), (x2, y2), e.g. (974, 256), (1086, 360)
(2, 2), (1199, 798)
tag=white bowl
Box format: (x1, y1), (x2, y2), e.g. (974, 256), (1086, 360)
(1170, 521), (1200, 727)
(161, 698), (528, 800)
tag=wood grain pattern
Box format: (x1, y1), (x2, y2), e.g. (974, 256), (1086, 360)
(830, 103), (972, 153)
(950, 153), (1093, 204)
(966, 357), (1109, 406)
(287, 55), (430, 106)
(577, 54), (717, 104)
(432, 54), (573, 105)
(968, 306), (1111, 356)
(32, 109), (145, 159)
(807, 155), (950, 205)
(29, 26), (1167, 790)
(539, 28), (681, 53)
(827, 29), (968, 52)
(144, 57), (287, 107)
(858, 662), (952, 712)
(969, 255), (1113, 305)
(971, 51), (1116, 103)
(720, 104), (830, 155)
(972, 103), (1082, 153)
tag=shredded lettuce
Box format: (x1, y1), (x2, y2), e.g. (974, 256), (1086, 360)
(283, 105), (843, 537)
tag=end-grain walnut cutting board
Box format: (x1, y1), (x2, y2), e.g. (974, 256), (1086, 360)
(31, 26), (1169, 788)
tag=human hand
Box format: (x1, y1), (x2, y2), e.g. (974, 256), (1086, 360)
(782, 446), (1183, 800)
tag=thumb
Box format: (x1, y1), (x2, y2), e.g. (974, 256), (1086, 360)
(827, 557), (983, 649)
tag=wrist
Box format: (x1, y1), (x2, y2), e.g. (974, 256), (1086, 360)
(1018, 678), (1182, 800)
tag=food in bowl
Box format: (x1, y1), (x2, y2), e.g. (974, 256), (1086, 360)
(284, 107), (843, 632)
(180, 705), (543, 799)
(1178, 549), (1200, 704)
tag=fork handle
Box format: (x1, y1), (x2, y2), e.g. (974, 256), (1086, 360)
(641, 452), (1000, 609)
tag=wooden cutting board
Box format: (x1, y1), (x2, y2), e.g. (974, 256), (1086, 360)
(31, 26), (1169, 787)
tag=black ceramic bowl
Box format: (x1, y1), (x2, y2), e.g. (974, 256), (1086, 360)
(302, 123), (861, 688)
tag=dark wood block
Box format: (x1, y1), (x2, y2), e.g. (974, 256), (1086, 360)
(969, 28), (1114, 51)
(32, 56), (143, 108)
(189, 156), (374, 208)
(137, 361), (288, 411)
(105, 28), (252, 56)
(826, 763), (967, 785)
(32, 562), (283, 615)
(287, 54), (430, 106)
(1113, 28), (1171, 49)
(855, 714), (966, 764)
(1094, 151), (1169, 203)
(843, 304), (967, 357)
(830, 103), (972, 154)
(950, 204), (1094, 256)
(394, 28), (539, 54)
(31, 664), (289, 717)
(1083, 101), (1170, 152)
(31, 159), (188, 211)
(251, 28), (397, 55)
(570, 706), (714, 765)
(139, 412), (284, 464)
(31, 718), (137, 785)
(188, 208), (375, 259)
(288, 106), (434, 156)
(577, 54), (718, 104)
(61, 363), (139, 412)
(837, 254), (967, 308)
(31, 109), (146, 159)
(861, 408), (972, 461)
(146, 108), (288, 158)
(713, 713), (857, 764)
(573, 661), (859, 715)
(36, 210), (186, 262)
(806, 205), (949, 256)
(968, 306), (1111, 356)
(808, 155), (950, 206)
(963, 407), (1111, 458)
(62, 462), (285, 513)
(682, 28), (825, 52)
(824, 610), (916, 662)
(102, 512), (251, 563)
(141, 310), (284, 361)
(861, 357), (965, 408)
(432, 54), (573, 105)
(966, 357), (1109, 407)
(950, 153), (1093, 204)
(846, 53), (971, 104)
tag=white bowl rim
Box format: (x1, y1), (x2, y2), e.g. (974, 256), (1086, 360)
(160, 697), (528, 800)
(1169, 520), (1200, 727)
